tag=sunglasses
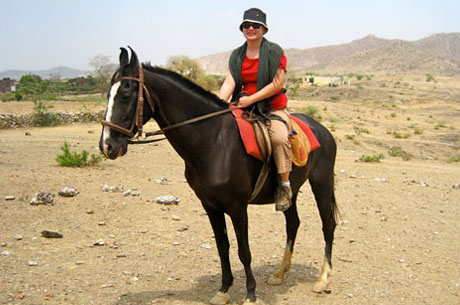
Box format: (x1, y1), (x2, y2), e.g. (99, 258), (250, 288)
(242, 22), (263, 30)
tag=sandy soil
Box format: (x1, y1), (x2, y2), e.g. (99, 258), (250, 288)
(1, 76), (459, 304)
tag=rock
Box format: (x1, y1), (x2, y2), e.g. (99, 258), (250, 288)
(58, 187), (79, 197)
(4, 195), (16, 201)
(172, 215), (181, 221)
(86, 209), (95, 214)
(28, 261), (38, 266)
(98, 222), (106, 226)
(1, 250), (9, 256)
(155, 195), (180, 205)
(154, 177), (172, 185)
(200, 244), (212, 249)
(13, 235), (23, 240)
(123, 189), (140, 197)
(116, 253), (128, 258)
(93, 239), (105, 246)
(75, 261), (85, 265)
(41, 230), (63, 238)
(29, 192), (55, 205)
(453, 184), (460, 189)
(102, 184), (122, 192)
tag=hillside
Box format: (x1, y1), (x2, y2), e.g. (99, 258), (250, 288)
(0, 66), (87, 80)
(196, 33), (460, 76)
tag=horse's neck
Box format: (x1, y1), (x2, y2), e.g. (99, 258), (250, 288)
(148, 72), (225, 163)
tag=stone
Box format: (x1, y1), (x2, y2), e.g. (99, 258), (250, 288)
(93, 239), (105, 246)
(155, 195), (180, 205)
(4, 196), (16, 201)
(28, 261), (38, 266)
(41, 230), (63, 238)
(58, 187), (79, 197)
(29, 192), (55, 205)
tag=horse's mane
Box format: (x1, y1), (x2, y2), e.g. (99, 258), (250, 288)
(142, 63), (229, 108)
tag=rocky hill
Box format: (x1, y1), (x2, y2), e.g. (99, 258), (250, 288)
(196, 33), (460, 76)
(0, 66), (87, 80)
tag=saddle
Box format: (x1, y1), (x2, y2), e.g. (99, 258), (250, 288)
(230, 105), (320, 202)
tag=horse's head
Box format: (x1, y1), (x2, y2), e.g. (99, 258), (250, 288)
(99, 47), (153, 159)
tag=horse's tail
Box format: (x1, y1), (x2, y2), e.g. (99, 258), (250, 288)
(330, 176), (341, 223)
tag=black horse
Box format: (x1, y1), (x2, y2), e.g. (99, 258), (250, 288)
(99, 48), (338, 304)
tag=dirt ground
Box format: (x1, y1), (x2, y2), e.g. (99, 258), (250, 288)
(1, 75), (459, 304)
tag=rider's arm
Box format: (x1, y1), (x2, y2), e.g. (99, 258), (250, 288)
(219, 69), (236, 102)
(238, 68), (285, 108)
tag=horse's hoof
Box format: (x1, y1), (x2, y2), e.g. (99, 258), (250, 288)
(266, 274), (283, 285)
(210, 291), (230, 305)
(242, 298), (257, 304)
(312, 280), (329, 293)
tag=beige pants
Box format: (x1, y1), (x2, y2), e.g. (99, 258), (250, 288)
(268, 108), (292, 174)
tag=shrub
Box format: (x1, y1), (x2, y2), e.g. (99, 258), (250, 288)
(14, 92), (23, 101)
(388, 146), (412, 161)
(32, 100), (59, 127)
(357, 153), (385, 163)
(55, 142), (104, 167)
(426, 74), (435, 82)
(450, 156), (460, 163)
(300, 105), (322, 121)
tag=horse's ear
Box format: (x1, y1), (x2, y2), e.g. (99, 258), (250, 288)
(128, 46), (139, 67)
(119, 48), (129, 66)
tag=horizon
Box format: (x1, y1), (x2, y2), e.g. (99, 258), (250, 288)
(1, 0), (459, 71)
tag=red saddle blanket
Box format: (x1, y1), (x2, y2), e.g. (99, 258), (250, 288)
(230, 106), (321, 162)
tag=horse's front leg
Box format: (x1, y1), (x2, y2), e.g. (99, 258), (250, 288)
(230, 209), (257, 303)
(205, 208), (233, 305)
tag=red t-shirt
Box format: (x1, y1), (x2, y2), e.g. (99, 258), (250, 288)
(241, 54), (288, 110)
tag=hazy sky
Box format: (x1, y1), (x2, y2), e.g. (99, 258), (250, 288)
(1, 0), (458, 72)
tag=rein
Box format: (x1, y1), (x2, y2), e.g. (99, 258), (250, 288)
(101, 64), (242, 145)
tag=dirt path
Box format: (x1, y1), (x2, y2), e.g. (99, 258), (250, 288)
(1, 82), (460, 304)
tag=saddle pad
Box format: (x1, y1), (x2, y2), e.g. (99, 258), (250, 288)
(230, 106), (321, 163)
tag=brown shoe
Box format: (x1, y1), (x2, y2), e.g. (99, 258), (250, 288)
(275, 185), (293, 212)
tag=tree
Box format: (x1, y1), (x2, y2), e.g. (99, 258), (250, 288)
(166, 56), (205, 82)
(89, 54), (113, 94)
(19, 74), (48, 98)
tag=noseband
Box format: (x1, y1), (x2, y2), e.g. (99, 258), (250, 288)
(101, 64), (155, 139)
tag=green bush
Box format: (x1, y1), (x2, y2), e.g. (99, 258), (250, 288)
(14, 92), (23, 101)
(32, 100), (59, 127)
(300, 105), (322, 121)
(356, 153), (385, 163)
(55, 142), (104, 167)
(388, 146), (412, 161)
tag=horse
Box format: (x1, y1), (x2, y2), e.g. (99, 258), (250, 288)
(99, 47), (338, 304)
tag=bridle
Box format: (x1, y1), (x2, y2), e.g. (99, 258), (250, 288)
(101, 63), (243, 144)
(101, 65), (155, 141)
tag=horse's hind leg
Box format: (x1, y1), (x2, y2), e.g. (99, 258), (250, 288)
(310, 176), (337, 293)
(267, 193), (300, 285)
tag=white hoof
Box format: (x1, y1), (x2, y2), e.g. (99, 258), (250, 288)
(312, 280), (329, 293)
(210, 291), (230, 305)
(266, 274), (283, 285)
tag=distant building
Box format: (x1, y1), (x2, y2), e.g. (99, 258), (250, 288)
(306, 75), (350, 86)
(0, 78), (18, 93)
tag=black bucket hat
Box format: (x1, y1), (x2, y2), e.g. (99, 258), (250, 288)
(239, 8), (268, 32)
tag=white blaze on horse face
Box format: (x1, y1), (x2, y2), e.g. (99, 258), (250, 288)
(102, 81), (121, 151)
